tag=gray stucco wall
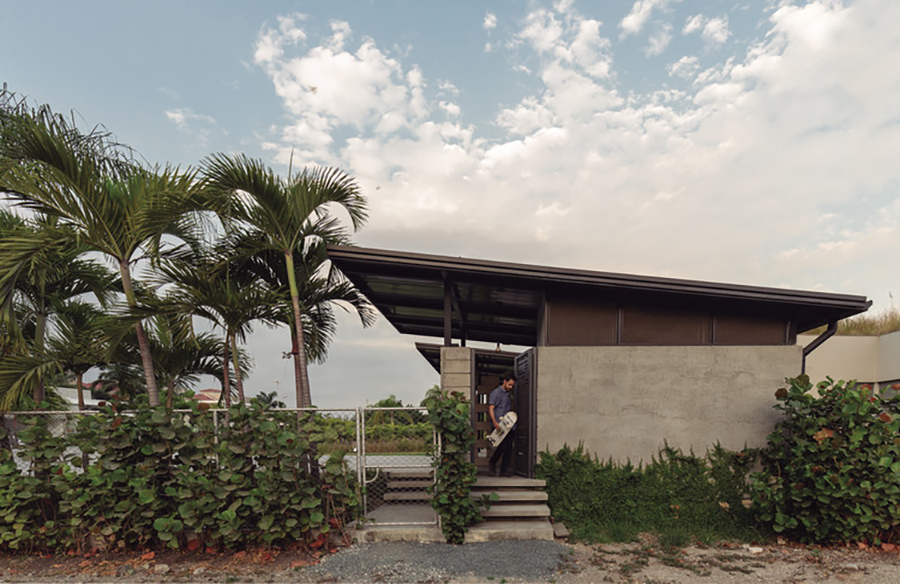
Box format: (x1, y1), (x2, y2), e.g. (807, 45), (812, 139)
(535, 345), (802, 464)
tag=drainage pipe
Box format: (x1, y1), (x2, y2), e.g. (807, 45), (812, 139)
(801, 320), (838, 375)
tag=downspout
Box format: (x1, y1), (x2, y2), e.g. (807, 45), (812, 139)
(801, 320), (838, 375)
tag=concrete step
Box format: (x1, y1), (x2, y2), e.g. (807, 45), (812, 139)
(473, 476), (546, 489)
(470, 490), (548, 502)
(386, 479), (432, 489)
(383, 491), (432, 502)
(465, 520), (554, 542)
(385, 470), (433, 480)
(481, 504), (550, 519)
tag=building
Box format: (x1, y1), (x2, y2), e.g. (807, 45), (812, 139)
(328, 245), (870, 474)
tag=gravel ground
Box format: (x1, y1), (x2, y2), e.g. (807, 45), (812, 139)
(5, 538), (900, 583)
(301, 540), (569, 582)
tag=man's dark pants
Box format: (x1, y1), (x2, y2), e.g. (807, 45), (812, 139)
(489, 428), (516, 475)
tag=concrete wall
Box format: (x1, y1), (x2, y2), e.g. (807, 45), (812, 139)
(440, 347), (472, 395)
(535, 345), (802, 464)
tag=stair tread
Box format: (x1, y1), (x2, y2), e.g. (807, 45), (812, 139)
(383, 492), (432, 501)
(386, 480), (432, 489)
(473, 477), (546, 488)
(481, 504), (550, 517)
(470, 491), (548, 501)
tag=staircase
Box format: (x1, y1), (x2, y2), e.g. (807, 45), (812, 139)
(466, 475), (554, 542)
(359, 471), (555, 542)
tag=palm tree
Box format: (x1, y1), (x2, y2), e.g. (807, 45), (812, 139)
(0, 102), (201, 406)
(254, 390), (286, 409)
(0, 300), (109, 411)
(0, 210), (116, 403)
(143, 316), (226, 409)
(46, 301), (111, 410)
(228, 234), (375, 368)
(154, 250), (281, 409)
(201, 154), (367, 408)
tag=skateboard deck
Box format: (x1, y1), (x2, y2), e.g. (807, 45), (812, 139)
(487, 411), (517, 448)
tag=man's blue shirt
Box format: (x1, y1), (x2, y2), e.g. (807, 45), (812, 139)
(489, 385), (513, 423)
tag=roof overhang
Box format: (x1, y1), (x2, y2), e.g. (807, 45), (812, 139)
(328, 245), (871, 346)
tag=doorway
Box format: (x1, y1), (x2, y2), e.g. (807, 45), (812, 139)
(471, 348), (536, 477)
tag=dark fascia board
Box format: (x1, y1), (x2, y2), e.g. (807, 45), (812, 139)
(327, 245), (871, 314)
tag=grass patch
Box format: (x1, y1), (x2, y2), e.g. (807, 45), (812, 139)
(807, 305), (900, 336)
(536, 443), (764, 545)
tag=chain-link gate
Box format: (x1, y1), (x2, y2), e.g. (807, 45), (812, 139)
(360, 406), (438, 526)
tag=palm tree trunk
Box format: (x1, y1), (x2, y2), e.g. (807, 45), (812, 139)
(231, 334), (244, 404)
(166, 380), (175, 409)
(222, 335), (232, 411)
(76, 372), (85, 411)
(33, 311), (47, 404)
(284, 253), (312, 409)
(119, 260), (160, 406)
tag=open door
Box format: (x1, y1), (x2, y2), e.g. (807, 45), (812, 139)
(514, 348), (536, 477)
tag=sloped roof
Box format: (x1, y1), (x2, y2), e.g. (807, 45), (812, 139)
(328, 245), (871, 346)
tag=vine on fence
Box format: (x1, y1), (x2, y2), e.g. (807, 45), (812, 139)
(424, 386), (487, 544)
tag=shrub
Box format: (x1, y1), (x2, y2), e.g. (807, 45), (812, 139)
(0, 399), (360, 553)
(536, 443), (760, 544)
(750, 375), (900, 544)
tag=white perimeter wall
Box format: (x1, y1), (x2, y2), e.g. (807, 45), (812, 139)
(799, 330), (900, 387)
(535, 345), (801, 464)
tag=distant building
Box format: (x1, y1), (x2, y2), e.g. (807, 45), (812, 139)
(191, 388), (222, 405)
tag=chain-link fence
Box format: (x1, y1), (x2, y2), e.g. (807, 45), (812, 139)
(360, 407), (437, 526)
(2, 405), (438, 527)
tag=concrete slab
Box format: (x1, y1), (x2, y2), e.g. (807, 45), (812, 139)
(366, 503), (436, 525)
(553, 522), (570, 539)
(465, 520), (555, 542)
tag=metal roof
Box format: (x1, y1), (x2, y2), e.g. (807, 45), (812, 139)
(327, 245), (871, 346)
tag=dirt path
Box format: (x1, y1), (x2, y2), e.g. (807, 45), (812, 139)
(3, 539), (900, 582)
(556, 540), (900, 584)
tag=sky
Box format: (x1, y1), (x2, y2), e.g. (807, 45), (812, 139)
(2, 0), (899, 409)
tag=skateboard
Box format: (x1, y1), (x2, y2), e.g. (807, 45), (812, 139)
(487, 411), (517, 448)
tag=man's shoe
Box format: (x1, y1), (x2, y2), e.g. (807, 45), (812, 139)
(489, 464), (498, 477)
(503, 470), (515, 477)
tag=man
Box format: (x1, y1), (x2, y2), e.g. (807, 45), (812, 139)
(488, 372), (517, 477)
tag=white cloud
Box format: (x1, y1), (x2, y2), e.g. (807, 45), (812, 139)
(645, 23), (673, 56)
(256, 0), (900, 308)
(165, 108), (215, 131)
(620, 0), (674, 37)
(439, 101), (460, 117)
(483, 12), (497, 30)
(683, 14), (704, 35)
(702, 17), (730, 44)
(667, 55), (699, 78)
(683, 14), (731, 46)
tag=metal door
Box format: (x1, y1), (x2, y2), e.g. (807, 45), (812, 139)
(514, 348), (536, 477)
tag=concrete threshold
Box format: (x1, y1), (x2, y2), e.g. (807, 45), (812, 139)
(356, 524), (444, 543)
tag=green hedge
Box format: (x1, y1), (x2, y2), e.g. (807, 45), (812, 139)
(0, 398), (358, 553)
(536, 443), (760, 545)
